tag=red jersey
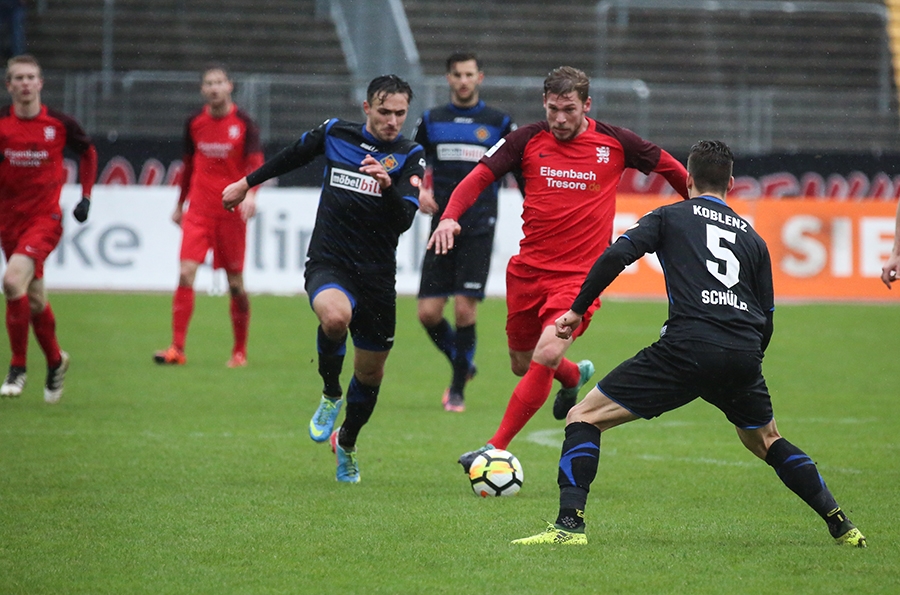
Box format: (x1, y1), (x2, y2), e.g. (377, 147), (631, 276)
(180, 104), (264, 219)
(0, 104), (96, 224)
(444, 117), (688, 274)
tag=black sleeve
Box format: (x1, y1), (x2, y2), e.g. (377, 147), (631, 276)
(571, 236), (643, 314)
(246, 121), (328, 187)
(381, 183), (419, 234)
(571, 209), (663, 314)
(761, 310), (774, 353)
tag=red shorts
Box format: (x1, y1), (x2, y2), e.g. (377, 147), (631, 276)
(505, 256), (600, 353)
(0, 214), (63, 280)
(179, 209), (247, 272)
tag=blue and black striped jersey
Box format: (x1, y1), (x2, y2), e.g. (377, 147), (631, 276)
(247, 118), (425, 275)
(413, 101), (515, 235)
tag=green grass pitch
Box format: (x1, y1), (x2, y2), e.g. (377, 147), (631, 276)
(1, 293), (898, 594)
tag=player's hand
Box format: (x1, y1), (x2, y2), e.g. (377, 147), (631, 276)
(359, 154), (392, 189)
(417, 187), (439, 215)
(223, 177), (250, 211)
(73, 196), (90, 223)
(555, 310), (583, 340)
(427, 218), (461, 254)
(881, 254), (900, 289)
(171, 203), (184, 226)
(239, 190), (257, 222)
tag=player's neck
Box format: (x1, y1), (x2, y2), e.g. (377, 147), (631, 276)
(13, 98), (41, 119)
(208, 100), (233, 118)
(451, 94), (479, 109)
(691, 191), (727, 202)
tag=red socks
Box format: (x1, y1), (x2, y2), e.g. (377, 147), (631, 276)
(31, 303), (61, 367)
(554, 358), (580, 388)
(5, 296), (30, 368)
(230, 293), (250, 354)
(172, 286), (195, 351)
(5, 298), (62, 368)
(489, 360), (556, 449)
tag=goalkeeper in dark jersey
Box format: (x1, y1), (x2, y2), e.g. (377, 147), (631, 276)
(513, 140), (865, 548)
(222, 75), (425, 484)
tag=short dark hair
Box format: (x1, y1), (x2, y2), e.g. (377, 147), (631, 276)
(446, 51), (480, 72)
(687, 140), (734, 195)
(366, 74), (414, 106)
(6, 54), (41, 82)
(201, 63), (231, 81)
(543, 66), (590, 102)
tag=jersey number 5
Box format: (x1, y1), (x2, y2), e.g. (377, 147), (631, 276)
(706, 224), (739, 288)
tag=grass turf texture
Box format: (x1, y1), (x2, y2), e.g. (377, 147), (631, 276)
(1, 294), (897, 594)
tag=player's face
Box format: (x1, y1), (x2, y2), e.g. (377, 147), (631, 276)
(363, 92), (409, 143)
(447, 59), (483, 107)
(6, 63), (43, 105)
(544, 92), (592, 142)
(201, 70), (233, 109)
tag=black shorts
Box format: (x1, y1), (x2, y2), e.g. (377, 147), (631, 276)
(597, 340), (773, 429)
(304, 260), (397, 352)
(417, 232), (494, 300)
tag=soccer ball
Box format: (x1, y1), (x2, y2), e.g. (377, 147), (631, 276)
(468, 449), (524, 497)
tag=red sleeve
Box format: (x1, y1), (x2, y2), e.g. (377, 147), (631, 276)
(441, 163), (497, 221)
(245, 151), (264, 176)
(178, 154), (193, 204)
(78, 144), (97, 198)
(653, 149), (689, 200)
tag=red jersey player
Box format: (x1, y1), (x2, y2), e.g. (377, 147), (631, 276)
(153, 65), (264, 368)
(0, 55), (97, 403)
(428, 66), (690, 472)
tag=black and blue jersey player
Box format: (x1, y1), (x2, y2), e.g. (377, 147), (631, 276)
(513, 140), (866, 547)
(223, 75), (425, 483)
(413, 52), (519, 412)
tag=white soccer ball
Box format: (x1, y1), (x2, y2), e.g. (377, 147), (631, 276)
(468, 449), (524, 497)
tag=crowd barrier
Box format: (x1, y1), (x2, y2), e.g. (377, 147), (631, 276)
(26, 187), (900, 303)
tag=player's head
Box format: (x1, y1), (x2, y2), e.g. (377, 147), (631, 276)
(445, 51), (483, 108)
(200, 64), (234, 111)
(5, 54), (43, 104)
(687, 140), (734, 197)
(364, 74), (413, 143)
(543, 66), (592, 141)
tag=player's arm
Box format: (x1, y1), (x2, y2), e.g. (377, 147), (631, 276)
(427, 163), (497, 254)
(557, 212), (661, 339)
(236, 120), (266, 221)
(881, 199), (900, 289)
(60, 112), (97, 223)
(223, 121), (328, 210)
(653, 149), (689, 200)
(359, 147), (423, 235)
(173, 154), (193, 225)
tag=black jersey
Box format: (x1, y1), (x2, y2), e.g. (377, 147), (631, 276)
(247, 118), (424, 275)
(413, 101), (514, 235)
(573, 195), (775, 351)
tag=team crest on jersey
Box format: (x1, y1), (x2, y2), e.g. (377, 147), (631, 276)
(44, 126), (56, 141)
(474, 126), (489, 142)
(596, 146), (610, 164)
(228, 125), (240, 139)
(379, 154), (399, 171)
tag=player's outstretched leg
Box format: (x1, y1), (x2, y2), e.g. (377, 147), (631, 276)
(330, 429), (360, 483)
(513, 421), (599, 545)
(43, 350), (69, 404)
(552, 359), (595, 420)
(764, 437), (866, 547)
